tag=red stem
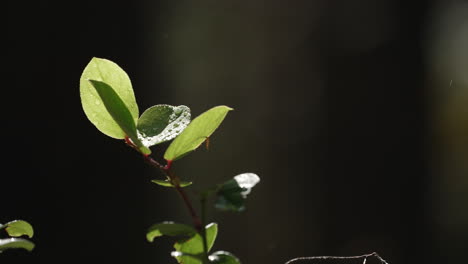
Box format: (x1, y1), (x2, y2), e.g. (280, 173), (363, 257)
(174, 184), (203, 232)
(124, 138), (203, 231)
(140, 151), (202, 232)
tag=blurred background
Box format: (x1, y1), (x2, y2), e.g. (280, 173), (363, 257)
(4, 0), (468, 263)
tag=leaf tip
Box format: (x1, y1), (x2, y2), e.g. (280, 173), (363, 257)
(146, 235), (155, 243)
(219, 105), (234, 111)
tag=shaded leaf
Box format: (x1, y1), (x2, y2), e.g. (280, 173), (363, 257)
(215, 173), (260, 212)
(0, 238), (35, 252)
(88, 80), (150, 154)
(80, 57), (139, 139)
(151, 179), (193, 188)
(164, 106), (232, 161)
(209, 251), (241, 264)
(137, 105), (191, 147)
(173, 223), (218, 264)
(147, 222), (196, 242)
(4, 220), (34, 238)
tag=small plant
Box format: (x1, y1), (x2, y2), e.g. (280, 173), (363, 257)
(0, 220), (35, 253)
(80, 57), (259, 264)
(80, 57), (390, 264)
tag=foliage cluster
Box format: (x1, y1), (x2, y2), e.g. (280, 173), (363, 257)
(0, 220), (34, 253)
(80, 57), (260, 264)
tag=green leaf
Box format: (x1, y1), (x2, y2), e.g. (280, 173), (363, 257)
(173, 223), (218, 264)
(209, 251), (241, 264)
(0, 238), (35, 252)
(171, 251), (203, 262)
(164, 106), (233, 161)
(146, 222), (196, 242)
(5, 220), (34, 238)
(80, 57), (139, 139)
(137, 105), (191, 147)
(88, 80), (150, 155)
(215, 173), (260, 212)
(151, 179), (193, 188)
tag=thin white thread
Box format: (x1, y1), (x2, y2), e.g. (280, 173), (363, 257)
(285, 252), (389, 264)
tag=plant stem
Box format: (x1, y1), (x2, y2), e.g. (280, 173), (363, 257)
(140, 152), (203, 232)
(173, 183), (203, 231)
(200, 195), (209, 264)
(125, 139), (206, 255)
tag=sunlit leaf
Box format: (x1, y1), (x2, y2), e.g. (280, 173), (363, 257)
(164, 106), (232, 161)
(173, 223), (218, 264)
(88, 80), (150, 154)
(171, 251), (203, 262)
(151, 179), (193, 188)
(137, 105), (191, 147)
(209, 251), (241, 264)
(0, 238), (35, 252)
(215, 173), (260, 212)
(4, 220), (34, 238)
(80, 57), (139, 139)
(146, 222), (196, 242)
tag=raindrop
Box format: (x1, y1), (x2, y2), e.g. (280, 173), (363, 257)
(95, 100), (101, 105)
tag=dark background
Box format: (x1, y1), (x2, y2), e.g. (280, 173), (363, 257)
(4, 0), (468, 263)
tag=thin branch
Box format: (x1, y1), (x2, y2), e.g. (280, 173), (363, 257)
(285, 252), (389, 264)
(200, 195), (209, 264)
(131, 142), (202, 232)
(174, 183), (203, 232)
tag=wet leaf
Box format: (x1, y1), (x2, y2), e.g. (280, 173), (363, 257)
(146, 222), (196, 243)
(80, 57), (139, 139)
(164, 106), (232, 161)
(215, 173), (260, 212)
(137, 105), (191, 147)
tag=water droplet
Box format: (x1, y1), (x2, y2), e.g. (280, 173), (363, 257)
(95, 100), (101, 105)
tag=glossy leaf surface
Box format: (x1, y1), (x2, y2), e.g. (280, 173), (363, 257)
(146, 222), (196, 242)
(137, 105), (191, 147)
(151, 179), (193, 188)
(88, 80), (150, 154)
(4, 220), (34, 238)
(0, 238), (35, 252)
(80, 57), (139, 139)
(173, 223), (218, 264)
(215, 173), (260, 212)
(209, 251), (241, 264)
(164, 106), (232, 161)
